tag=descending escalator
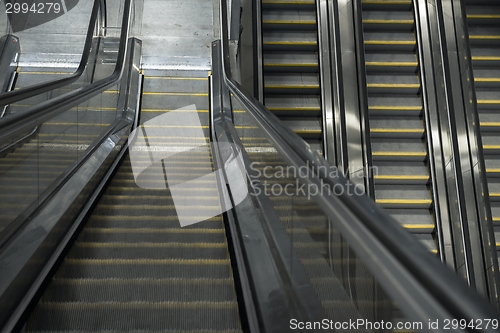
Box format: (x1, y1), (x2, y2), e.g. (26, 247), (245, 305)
(465, 0), (500, 265)
(261, 0), (323, 154)
(19, 71), (243, 332)
(361, 0), (437, 253)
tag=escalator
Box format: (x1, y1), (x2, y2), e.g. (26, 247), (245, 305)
(1, 0), (500, 331)
(19, 71), (243, 332)
(465, 0), (500, 265)
(261, 0), (323, 154)
(361, 0), (437, 253)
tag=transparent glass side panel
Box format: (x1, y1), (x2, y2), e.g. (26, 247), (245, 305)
(0, 88), (120, 235)
(231, 95), (421, 332)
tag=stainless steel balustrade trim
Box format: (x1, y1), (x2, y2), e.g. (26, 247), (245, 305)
(352, 0), (375, 197)
(219, 0), (500, 325)
(316, 0), (336, 163)
(413, 0), (456, 268)
(0, 0), (107, 106)
(0, 0), (131, 146)
(413, 0), (457, 269)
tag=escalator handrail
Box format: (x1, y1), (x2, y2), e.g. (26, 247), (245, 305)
(218, 0), (500, 322)
(0, 0), (131, 145)
(0, 0), (105, 106)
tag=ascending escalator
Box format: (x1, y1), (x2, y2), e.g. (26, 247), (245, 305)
(361, 0), (437, 253)
(19, 71), (243, 332)
(465, 0), (500, 264)
(261, 0), (323, 153)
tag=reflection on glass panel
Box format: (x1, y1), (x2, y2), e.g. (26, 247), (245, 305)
(231, 95), (420, 332)
(0, 131), (39, 233)
(0, 86), (120, 237)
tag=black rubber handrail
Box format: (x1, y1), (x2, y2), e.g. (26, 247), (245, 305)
(0, 0), (104, 106)
(0, 0), (132, 145)
(218, 0), (500, 324)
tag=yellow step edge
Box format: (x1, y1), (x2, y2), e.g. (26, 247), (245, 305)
(74, 242), (226, 248)
(263, 20), (316, 24)
(141, 109), (208, 113)
(486, 169), (500, 173)
(18, 71), (71, 75)
(401, 224), (435, 229)
(467, 15), (500, 19)
(142, 92), (208, 96)
(363, 0), (411, 3)
(376, 199), (432, 204)
(263, 0), (314, 3)
(489, 192), (500, 197)
(493, 217), (500, 222)
(472, 56), (500, 61)
(265, 84), (320, 89)
(371, 128), (424, 133)
(84, 228), (223, 234)
(144, 76), (208, 80)
(362, 0), (411, 3)
(9, 105), (117, 111)
(39, 301), (238, 310)
(64, 258), (230, 265)
(134, 125), (209, 129)
(369, 105), (422, 111)
(374, 175), (429, 180)
(480, 122), (500, 127)
(51, 277), (234, 285)
(365, 40), (415, 45)
(263, 41), (317, 45)
(367, 83), (420, 88)
(372, 151), (427, 157)
(469, 35), (500, 40)
(44, 122), (109, 127)
(431, 249), (438, 254)
(89, 215), (221, 221)
(483, 145), (500, 150)
(366, 61), (418, 67)
(361, 0), (412, 5)
(294, 129), (322, 134)
(124, 136), (208, 140)
(235, 125), (259, 129)
(477, 100), (500, 104)
(475, 78), (500, 83)
(363, 19), (414, 24)
(268, 107), (321, 111)
(497, 242), (500, 248)
(264, 63), (318, 67)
